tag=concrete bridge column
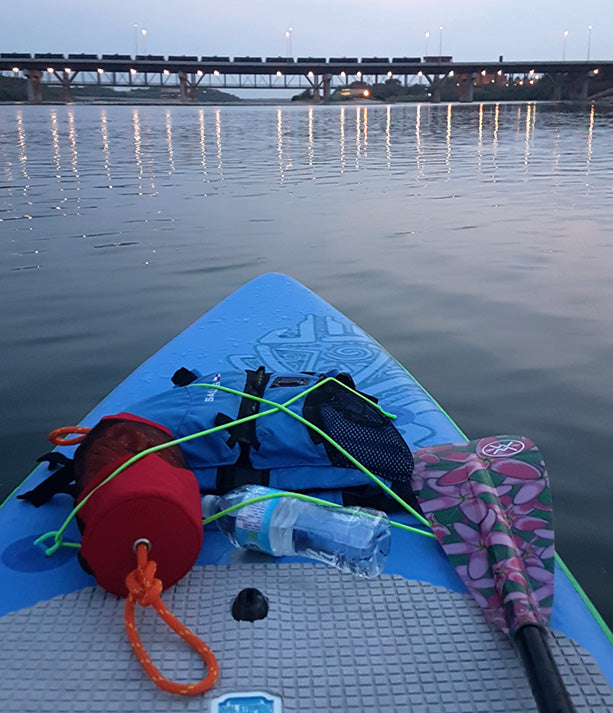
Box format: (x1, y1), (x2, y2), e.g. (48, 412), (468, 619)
(569, 74), (589, 101)
(552, 79), (562, 101)
(178, 72), (206, 102)
(26, 70), (42, 104)
(59, 71), (74, 104)
(458, 73), (474, 102)
(322, 73), (331, 102)
(427, 75), (443, 103)
(179, 72), (189, 102)
(311, 74), (320, 101)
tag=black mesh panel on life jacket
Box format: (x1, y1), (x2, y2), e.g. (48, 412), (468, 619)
(73, 417), (187, 498)
(303, 380), (414, 483)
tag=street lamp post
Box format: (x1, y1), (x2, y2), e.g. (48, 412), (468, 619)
(425, 31), (430, 57)
(587, 25), (592, 61)
(141, 28), (148, 56)
(439, 26), (443, 61)
(133, 24), (139, 57)
(285, 27), (293, 59)
(562, 30), (568, 61)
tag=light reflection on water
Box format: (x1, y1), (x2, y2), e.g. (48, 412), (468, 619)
(1, 102), (603, 198)
(0, 102), (612, 626)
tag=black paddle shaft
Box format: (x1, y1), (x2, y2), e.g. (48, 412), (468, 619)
(514, 625), (577, 713)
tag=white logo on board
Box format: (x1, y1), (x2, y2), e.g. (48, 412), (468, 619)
(478, 438), (526, 458)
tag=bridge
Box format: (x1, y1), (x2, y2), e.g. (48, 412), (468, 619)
(1, 53), (609, 103)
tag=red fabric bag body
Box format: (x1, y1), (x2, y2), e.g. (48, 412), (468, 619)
(74, 413), (203, 597)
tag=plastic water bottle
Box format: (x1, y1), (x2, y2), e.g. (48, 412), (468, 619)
(202, 485), (391, 577)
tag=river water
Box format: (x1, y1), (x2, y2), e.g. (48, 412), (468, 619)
(1, 101), (612, 626)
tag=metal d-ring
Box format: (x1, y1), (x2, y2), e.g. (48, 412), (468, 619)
(132, 538), (152, 553)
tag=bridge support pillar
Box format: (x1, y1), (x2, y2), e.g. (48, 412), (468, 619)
(179, 72), (190, 102)
(26, 70), (43, 104)
(552, 81), (562, 101)
(307, 73), (331, 102)
(179, 72), (204, 102)
(58, 71), (75, 104)
(569, 74), (589, 101)
(458, 73), (474, 102)
(428, 76), (443, 103)
(322, 73), (331, 102)
(312, 75), (320, 102)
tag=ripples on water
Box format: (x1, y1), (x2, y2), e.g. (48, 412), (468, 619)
(1, 102), (612, 624)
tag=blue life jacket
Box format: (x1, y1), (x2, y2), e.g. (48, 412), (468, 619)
(127, 367), (415, 497)
(21, 367), (416, 511)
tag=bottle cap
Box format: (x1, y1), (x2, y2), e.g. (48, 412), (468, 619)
(201, 494), (219, 520)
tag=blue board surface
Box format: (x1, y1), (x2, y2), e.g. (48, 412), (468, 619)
(1, 272), (611, 690)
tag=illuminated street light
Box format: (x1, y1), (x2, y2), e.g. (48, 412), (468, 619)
(12, 67), (19, 73)
(97, 68), (104, 74)
(163, 69), (170, 75)
(285, 26), (293, 58)
(439, 26), (443, 60)
(130, 68), (137, 75)
(213, 70), (220, 77)
(424, 31), (430, 56)
(276, 70), (282, 77)
(47, 67), (55, 73)
(197, 70), (203, 76)
(562, 30), (569, 61)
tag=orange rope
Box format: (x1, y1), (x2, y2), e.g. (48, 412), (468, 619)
(48, 426), (91, 446)
(124, 543), (219, 696)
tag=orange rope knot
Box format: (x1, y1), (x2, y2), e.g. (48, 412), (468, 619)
(124, 543), (219, 696)
(125, 555), (163, 607)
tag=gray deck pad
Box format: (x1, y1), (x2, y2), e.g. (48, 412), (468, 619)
(0, 563), (611, 712)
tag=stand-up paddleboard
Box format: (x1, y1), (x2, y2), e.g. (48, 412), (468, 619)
(0, 273), (611, 712)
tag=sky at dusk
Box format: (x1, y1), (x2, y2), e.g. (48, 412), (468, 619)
(2, 1), (611, 63)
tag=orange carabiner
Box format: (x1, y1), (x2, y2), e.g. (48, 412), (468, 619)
(48, 426), (91, 446)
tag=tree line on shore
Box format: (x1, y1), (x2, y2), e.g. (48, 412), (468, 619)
(294, 71), (613, 103)
(0, 76), (239, 103)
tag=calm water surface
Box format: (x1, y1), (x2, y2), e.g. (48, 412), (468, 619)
(1, 102), (612, 626)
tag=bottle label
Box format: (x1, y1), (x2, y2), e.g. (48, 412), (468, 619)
(234, 486), (282, 555)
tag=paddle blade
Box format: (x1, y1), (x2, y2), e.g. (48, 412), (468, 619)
(411, 436), (554, 635)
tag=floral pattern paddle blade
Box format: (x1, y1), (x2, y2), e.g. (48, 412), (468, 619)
(411, 436), (554, 635)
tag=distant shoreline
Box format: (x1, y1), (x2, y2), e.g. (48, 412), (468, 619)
(1, 98), (610, 107)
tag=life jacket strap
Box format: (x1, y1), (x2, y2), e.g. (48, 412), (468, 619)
(215, 367), (273, 491)
(171, 367), (199, 387)
(17, 454), (75, 507)
(215, 463), (270, 492)
(220, 366), (271, 450)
